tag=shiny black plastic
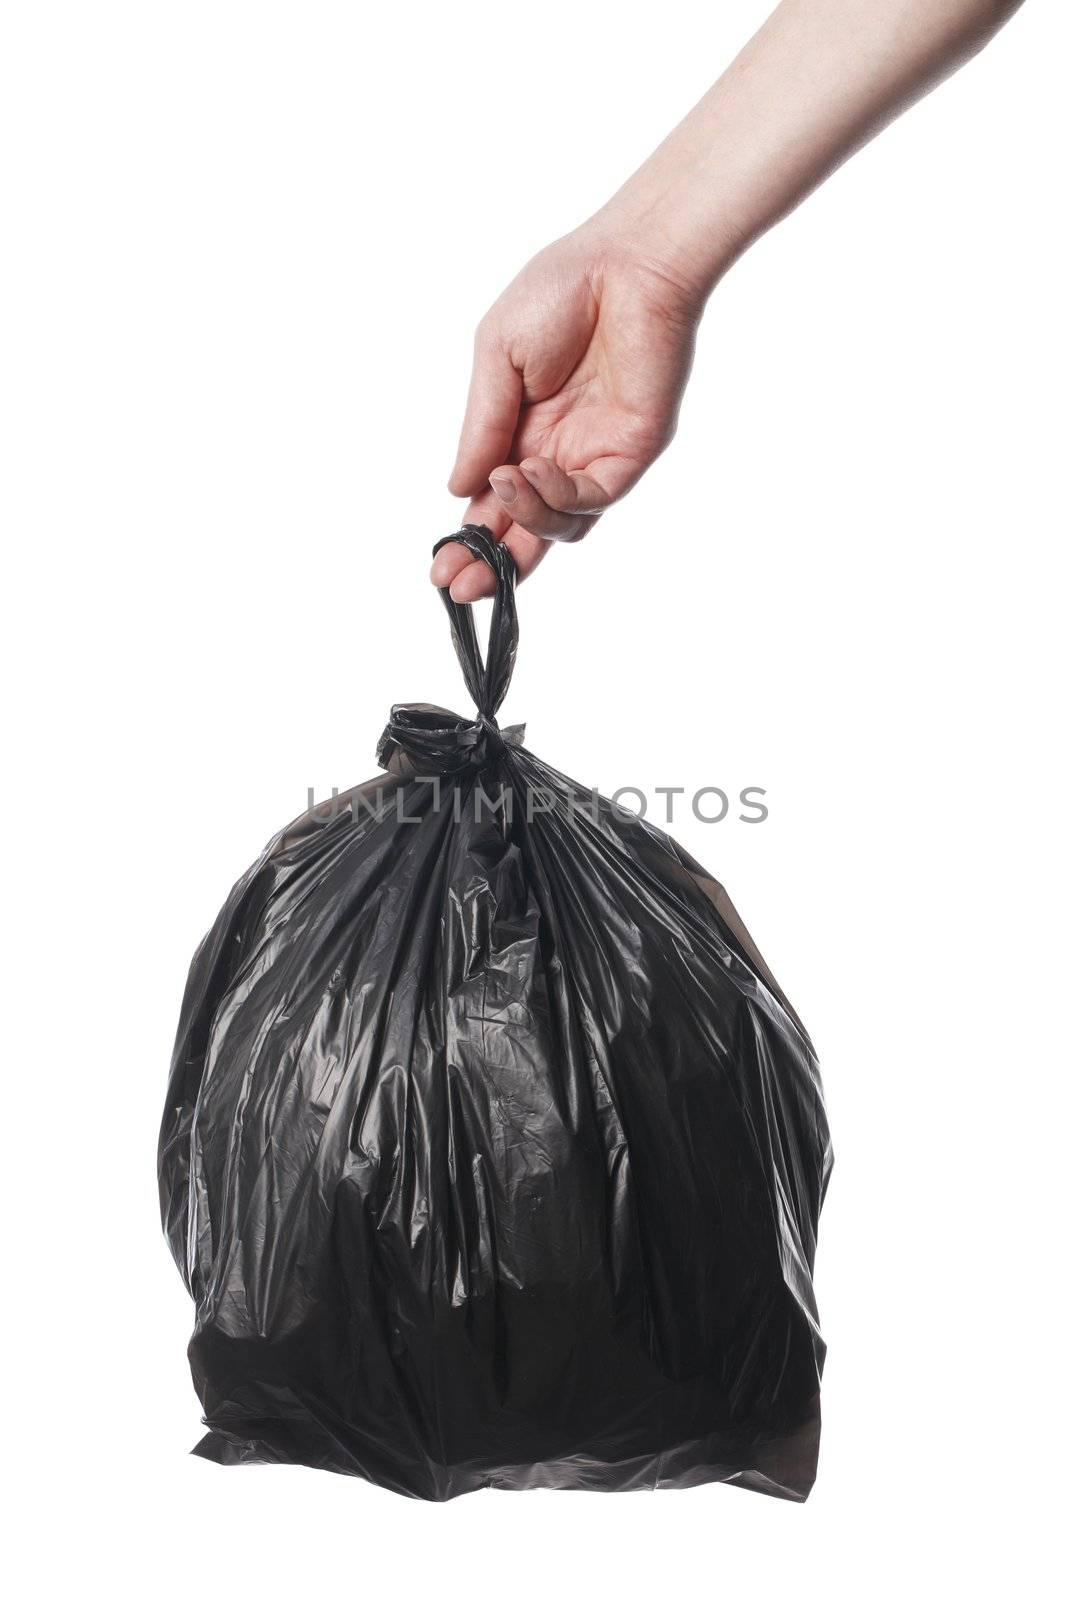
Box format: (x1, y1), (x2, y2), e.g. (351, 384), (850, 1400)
(159, 526), (832, 1500)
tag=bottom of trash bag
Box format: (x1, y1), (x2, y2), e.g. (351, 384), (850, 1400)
(190, 1397), (821, 1503)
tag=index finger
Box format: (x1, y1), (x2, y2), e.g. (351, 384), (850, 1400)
(447, 330), (523, 499)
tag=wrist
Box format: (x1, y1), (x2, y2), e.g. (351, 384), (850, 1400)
(590, 161), (751, 307)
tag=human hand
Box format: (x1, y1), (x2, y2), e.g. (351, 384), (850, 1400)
(432, 223), (705, 601)
(431, 1), (1022, 603)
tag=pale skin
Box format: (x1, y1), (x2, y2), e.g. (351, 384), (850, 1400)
(433, 0), (1024, 602)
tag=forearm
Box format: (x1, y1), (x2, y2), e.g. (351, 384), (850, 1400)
(597, 0), (1024, 296)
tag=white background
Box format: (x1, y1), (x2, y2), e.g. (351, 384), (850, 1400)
(2, 2), (1063, 1594)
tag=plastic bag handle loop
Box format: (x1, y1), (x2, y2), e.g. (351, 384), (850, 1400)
(431, 526), (518, 722)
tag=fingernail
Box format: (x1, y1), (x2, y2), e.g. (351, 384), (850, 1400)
(489, 472), (516, 504)
(430, 556), (449, 586)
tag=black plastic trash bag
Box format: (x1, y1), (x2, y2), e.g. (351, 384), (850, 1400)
(159, 526), (832, 1500)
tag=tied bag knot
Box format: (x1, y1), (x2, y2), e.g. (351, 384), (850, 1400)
(376, 704), (525, 777)
(377, 526), (523, 777)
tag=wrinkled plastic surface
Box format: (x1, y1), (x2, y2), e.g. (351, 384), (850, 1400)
(159, 526), (832, 1500)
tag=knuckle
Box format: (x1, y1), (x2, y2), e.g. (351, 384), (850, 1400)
(550, 511), (587, 543)
(474, 315), (502, 352)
